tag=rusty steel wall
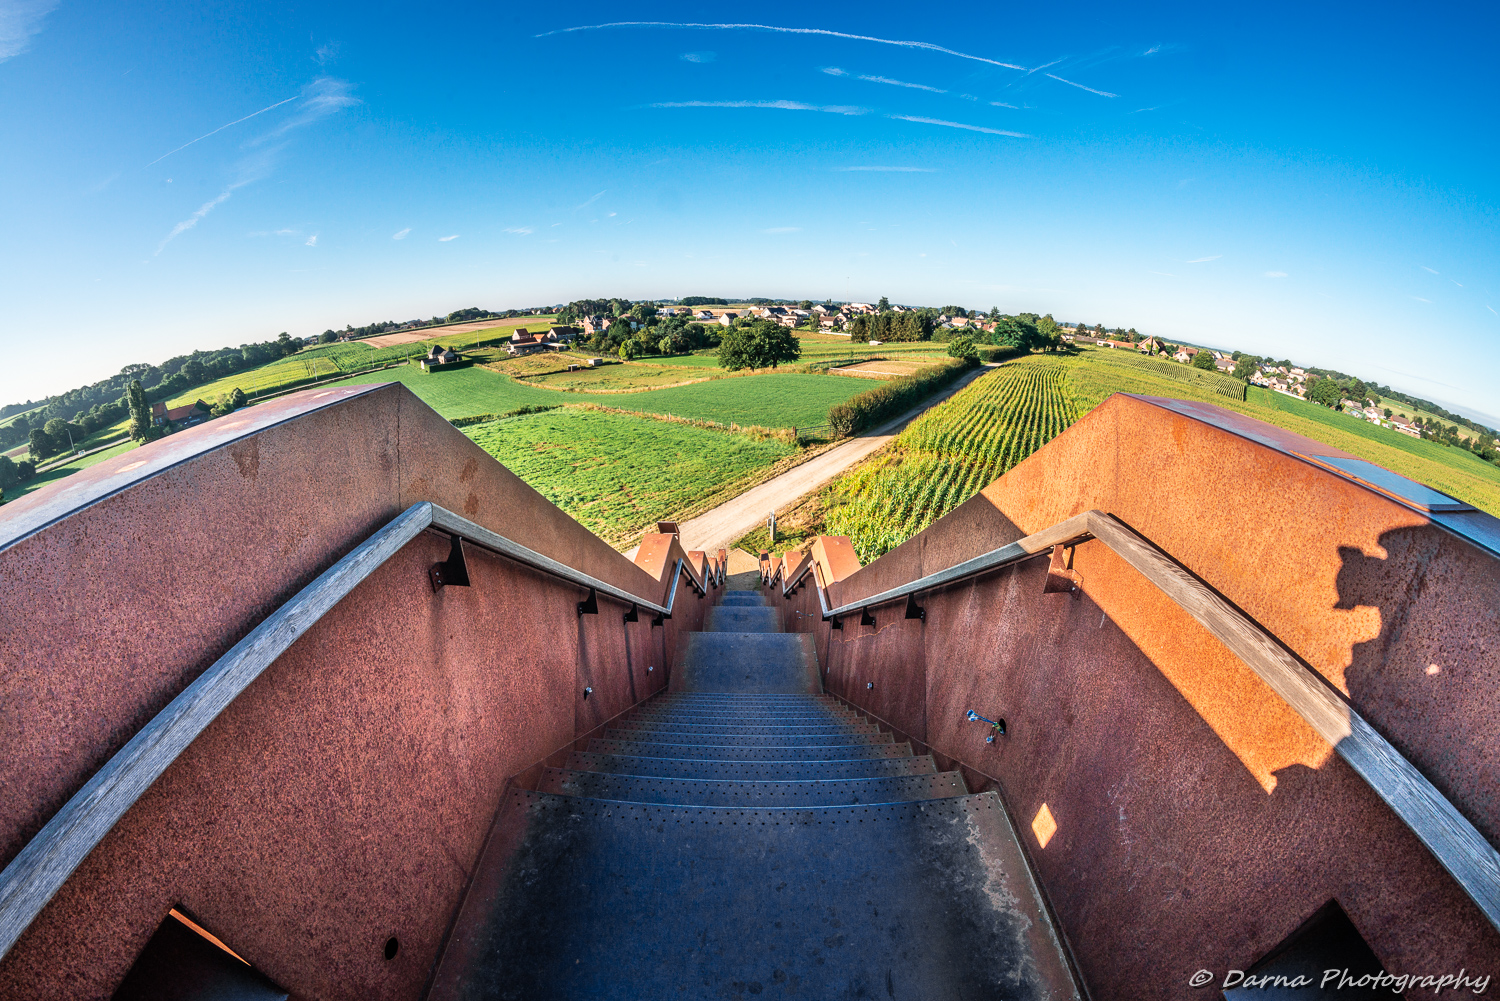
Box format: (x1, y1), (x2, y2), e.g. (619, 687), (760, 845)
(777, 392), (1500, 998)
(0, 384), (707, 1000)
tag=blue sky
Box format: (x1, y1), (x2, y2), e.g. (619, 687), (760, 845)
(2, 1), (1497, 421)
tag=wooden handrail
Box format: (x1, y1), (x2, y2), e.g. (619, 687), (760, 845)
(792, 509), (1500, 932)
(0, 501), (702, 962)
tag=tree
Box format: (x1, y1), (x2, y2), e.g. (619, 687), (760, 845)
(1035, 315), (1061, 351)
(1384, 408), (1393, 419)
(320, 331), (338, 344)
(947, 336), (978, 362)
(618, 340), (640, 361)
(180, 358), (208, 385)
(127, 379), (156, 442)
(1191, 350), (1216, 371)
(0, 455), (17, 489)
(276, 332), (296, 357)
(1232, 357), (1257, 380)
(717, 321), (801, 371)
(877, 296), (890, 312)
(1308, 378), (1343, 408)
(28, 427), (55, 460)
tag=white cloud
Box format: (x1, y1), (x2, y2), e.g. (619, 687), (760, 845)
(1421, 265), (1440, 274)
(439, 234), (459, 241)
(651, 99), (868, 115)
(1264, 271), (1288, 278)
(504, 226), (535, 235)
(835, 166), (937, 172)
(305, 233), (318, 246)
(157, 184), (247, 254)
(1411, 296), (1431, 303)
(887, 115), (1028, 137)
(762, 227), (801, 233)
(680, 51), (714, 63)
(858, 74), (946, 93)
(0, 0), (58, 62)
(575, 190), (606, 211)
(392, 228), (411, 240)
(1184, 255), (1222, 263)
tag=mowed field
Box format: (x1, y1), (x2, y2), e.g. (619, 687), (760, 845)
(462, 409), (797, 546)
(748, 347), (1500, 561)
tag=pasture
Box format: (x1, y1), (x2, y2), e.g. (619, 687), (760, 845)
(462, 408), (796, 547)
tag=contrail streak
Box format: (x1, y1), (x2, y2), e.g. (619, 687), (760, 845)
(1044, 73), (1117, 97)
(146, 96), (298, 167)
(538, 22), (1027, 71)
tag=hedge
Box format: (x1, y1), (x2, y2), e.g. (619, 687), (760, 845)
(451, 405), (561, 428)
(827, 358), (976, 437)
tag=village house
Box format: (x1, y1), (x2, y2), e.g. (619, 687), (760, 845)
(150, 400), (212, 428)
(1103, 339), (1134, 350)
(717, 312), (739, 326)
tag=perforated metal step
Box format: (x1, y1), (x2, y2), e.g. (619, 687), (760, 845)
(609, 720), (879, 737)
(429, 790), (1079, 1001)
(585, 739), (913, 761)
(564, 751), (939, 781)
(537, 768), (969, 807)
(602, 729), (892, 748)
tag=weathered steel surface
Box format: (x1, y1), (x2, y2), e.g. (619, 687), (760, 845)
(537, 769), (969, 806)
(671, 632), (821, 694)
(780, 393), (1500, 995)
(0, 385), (712, 999)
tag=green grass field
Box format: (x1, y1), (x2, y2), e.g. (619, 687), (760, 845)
(605, 373), (867, 428)
(5, 438), (139, 502)
(462, 408), (796, 546)
(327, 364), (564, 418)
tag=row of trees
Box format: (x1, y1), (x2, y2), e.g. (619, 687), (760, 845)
(0, 332), (308, 453)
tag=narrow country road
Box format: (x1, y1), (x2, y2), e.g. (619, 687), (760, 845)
(657, 364), (993, 557)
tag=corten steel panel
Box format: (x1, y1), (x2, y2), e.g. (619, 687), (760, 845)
(0, 383), (706, 999)
(777, 393), (1500, 996)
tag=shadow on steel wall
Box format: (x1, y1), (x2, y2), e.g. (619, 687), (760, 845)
(779, 522), (1500, 1000)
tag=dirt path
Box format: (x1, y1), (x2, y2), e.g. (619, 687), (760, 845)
(629, 364), (992, 558)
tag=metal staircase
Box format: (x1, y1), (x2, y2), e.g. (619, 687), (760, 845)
(428, 589), (1081, 1000)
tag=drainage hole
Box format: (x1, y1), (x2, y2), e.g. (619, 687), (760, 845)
(385, 937), (399, 961)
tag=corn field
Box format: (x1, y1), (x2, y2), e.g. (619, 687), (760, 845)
(825, 357), (1079, 562)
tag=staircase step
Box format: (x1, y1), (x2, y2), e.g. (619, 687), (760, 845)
(564, 752), (938, 781)
(610, 720), (879, 737)
(671, 632), (821, 695)
(602, 729), (893, 747)
(702, 605), (782, 632)
(585, 739), (912, 761)
(537, 769), (968, 807)
(428, 790), (1080, 1001)
(717, 595), (770, 606)
(626, 707), (861, 724)
(647, 693), (835, 705)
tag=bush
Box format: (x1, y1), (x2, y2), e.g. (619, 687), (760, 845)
(826, 359), (975, 437)
(977, 345), (1027, 364)
(0, 455), (16, 489)
(947, 336), (978, 362)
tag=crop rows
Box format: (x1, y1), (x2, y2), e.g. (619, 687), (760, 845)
(825, 358), (1079, 562)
